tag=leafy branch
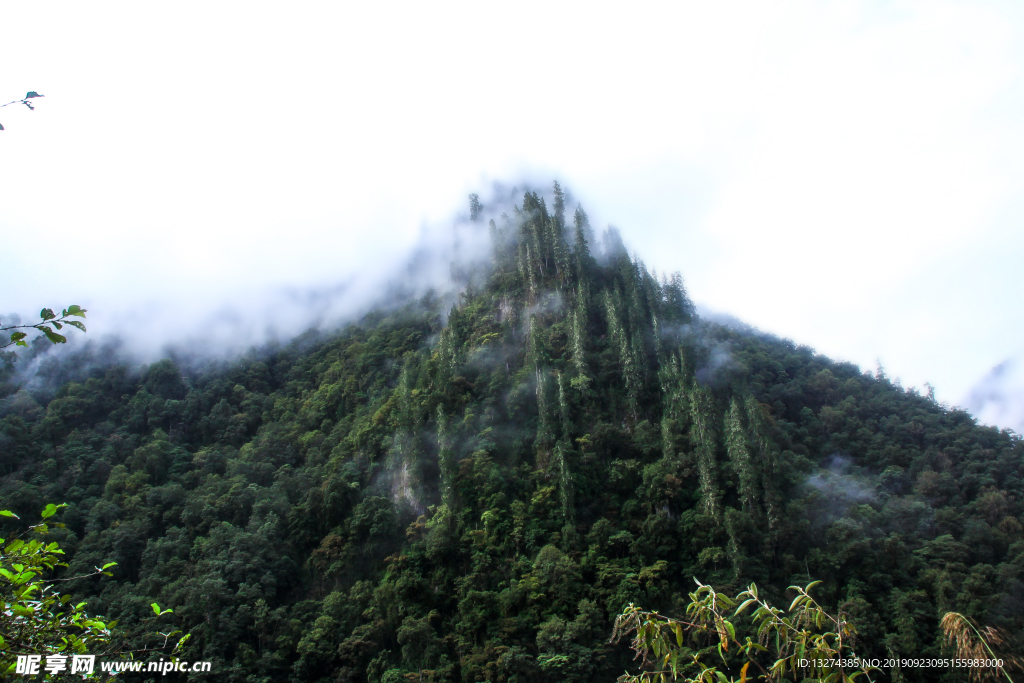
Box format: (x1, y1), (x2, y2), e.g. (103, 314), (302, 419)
(1, 305), (87, 349)
(612, 579), (876, 683)
(0, 91), (44, 130)
(1, 504), (190, 678)
(0, 505), (117, 666)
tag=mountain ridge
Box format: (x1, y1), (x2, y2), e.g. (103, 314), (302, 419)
(1, 183), (1021, 682)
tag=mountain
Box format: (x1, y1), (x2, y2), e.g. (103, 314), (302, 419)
(1, 183), (1022, 682)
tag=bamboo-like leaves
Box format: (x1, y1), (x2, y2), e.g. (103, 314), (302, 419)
(613, 578), (877, 683)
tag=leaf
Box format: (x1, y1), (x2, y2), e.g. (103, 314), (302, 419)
(66, 305), (87, 318)
(41, 503), (59, 519)
(152, 602), (162, 615)
(65, 320), (86, 332)
(8, 332), (26, 343)
(40, 308), (56, 320)
(174, 633), (192, 652)
(735, 599), (756, 615)
(25, 91), (42, 99)
(51, 321), (62, 330)
(101, 561), (117, 570)
(0, 510), (18, 519)
(40, 327), (67, 344)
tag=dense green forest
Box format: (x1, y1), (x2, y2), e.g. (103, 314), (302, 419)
(2, 184), (1022, 682)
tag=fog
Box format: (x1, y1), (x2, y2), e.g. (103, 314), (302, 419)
(2, 1), (1023, 432)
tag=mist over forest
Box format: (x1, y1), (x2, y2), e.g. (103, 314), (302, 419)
(2, 183), (1022, 682)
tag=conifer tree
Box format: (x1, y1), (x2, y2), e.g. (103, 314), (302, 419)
(642, 267), (665, 360)
(524, 242), (538, 298)
(604, 289), (641, 420)
(488, 218), (504, 272)
(388, 363), (422, 510)
(552, 181), (566, 232)
(744, 395), (783, 557)
(568, 302), (591, 387)
(435, 305), (473, 393)
(664, 271), (695, 322)
(522, 192), (549, 278)
(567, 273), (594, 395)
(530, 316), (555, 460)
(555, 366), (577, 538)
(572, 205), (593, 285)
(658, 349), (691, 461)
(622, 258), (654, 389)
(554, 439), (576, 548)
(436, 406), (455, 509)
(535, 373), (555, 464)
(551, 182), (570, 277)
(517, 240), (529, 287)
(557, 372), (573, 439)
(437, 327), (454, 377)
(398, 362), (414, 429)
(660, 416), (677, 461)
(724, 509), (745, 581)
(551, 220), (569, 280)
(604, 226), (627, 260)
(689, 380), (721, 521)
(469, 193), (483, 222)
(535, 196), (549, 277)
(725, 398), (759, 517)
(658, 349), (689, 423)
(625, 258), (648, 326)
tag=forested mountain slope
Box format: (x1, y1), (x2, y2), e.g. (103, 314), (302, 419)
(2, 185), (1022, 682)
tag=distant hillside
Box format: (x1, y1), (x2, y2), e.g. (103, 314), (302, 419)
(1, 183), (1021, 682)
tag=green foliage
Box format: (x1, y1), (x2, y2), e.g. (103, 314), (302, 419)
(612, 579), (876, 683)
(0, 504), (190, 678)
(2, 304), (87, 349)
(0, 505), (115, 675)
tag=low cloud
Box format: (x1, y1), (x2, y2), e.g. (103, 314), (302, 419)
(803, 454), (876, 524)
(965, 356), (1024, 434)
(1, 182), (589, 387)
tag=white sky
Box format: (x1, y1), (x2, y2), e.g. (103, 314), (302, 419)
(1, 0), (1022, 431)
